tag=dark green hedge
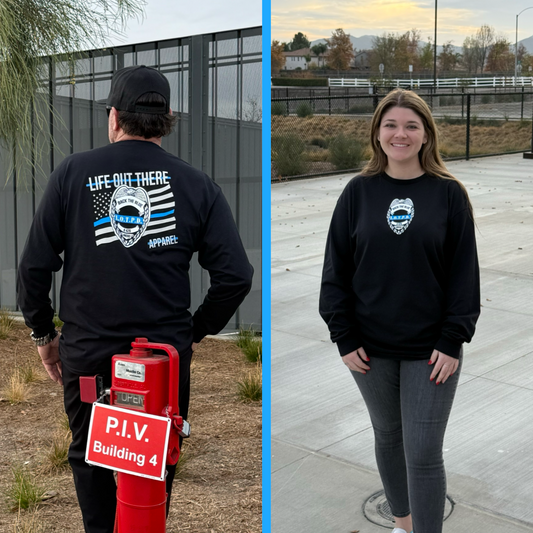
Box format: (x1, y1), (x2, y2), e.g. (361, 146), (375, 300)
(271, 78), (328, 87)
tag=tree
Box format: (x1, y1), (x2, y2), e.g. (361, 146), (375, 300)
(311, 42), (328, 67)
(476, 24), (496, 72)
(462, 35), (480, 74)
(0, 0), (144, 184)
(290, 32), (310, 51)
(486, 37), (514, 73)
(326, 29), (354, 73)
(438, 41), (460, 73)
(371, 33), (397, 75)
(271, 40), (286, 74)
(419, 38), (434, 72)
(371, 30), (421, 74)
(311, 43), (328, 56)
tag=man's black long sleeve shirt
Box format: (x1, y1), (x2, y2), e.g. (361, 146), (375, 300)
(17, 140), (253, 372)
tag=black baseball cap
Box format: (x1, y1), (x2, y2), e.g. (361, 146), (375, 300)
(106, 65), (170, 114)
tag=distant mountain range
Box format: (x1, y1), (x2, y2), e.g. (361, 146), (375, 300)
(310, 34), (533, 54)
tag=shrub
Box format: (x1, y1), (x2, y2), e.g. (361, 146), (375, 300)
(237, 364), (262, 402)
(0, 307), (15, 339)
(347, 103), (374, 114)
(310, 137), (328, 149)
(53, 315), (63, 328)
(272, 134), (308, 177)
(2, 369), (31, 404)
(328, 134), (365, 170)
(271, 101), (286, 116)
(271, 78), (328, 87)
(438, 115), (465, 125)
(43, 430), (71, 472)
(19, 363), (45, 384)
(296, 102), (313, 118)
(234, 327), (262, 363)
(6, 465), (47, 511)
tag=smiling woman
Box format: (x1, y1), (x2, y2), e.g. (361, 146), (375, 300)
(319, 89), (481, 533)
(378, 107), (428, 177)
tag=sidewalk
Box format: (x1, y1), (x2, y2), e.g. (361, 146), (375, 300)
(271, 154), (533, 533)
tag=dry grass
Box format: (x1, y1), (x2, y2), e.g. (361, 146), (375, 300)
(0, 308), (15, 340)
(42, 429), (71, 473)
(272, 115), (531, 163)
(10, 510), (46, 533)
(19, 364), (46, 385)
(0, 326), (261, 532)
(2, 369), (31, 404)
(237, 363), (262, 403)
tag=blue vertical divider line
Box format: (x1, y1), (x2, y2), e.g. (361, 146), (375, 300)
(262, 0), (271, 531)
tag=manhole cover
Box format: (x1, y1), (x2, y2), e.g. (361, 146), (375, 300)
(363, 490), (454, 528)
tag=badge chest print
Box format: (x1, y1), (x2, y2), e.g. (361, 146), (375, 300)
(109, 186), (151, 247)
(387, 198), (415, 235)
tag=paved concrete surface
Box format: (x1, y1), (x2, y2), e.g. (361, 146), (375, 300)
(271, 154), (533, 533)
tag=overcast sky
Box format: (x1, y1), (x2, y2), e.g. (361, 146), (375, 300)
(272, 0), (533, 46)
(103, 0), (262, 47)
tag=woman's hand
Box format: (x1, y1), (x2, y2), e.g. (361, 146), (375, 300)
(429, 349), (459, 384)
(342, 347), (370, 374)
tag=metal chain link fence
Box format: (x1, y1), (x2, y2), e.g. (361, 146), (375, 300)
(271, 90), (533, 180)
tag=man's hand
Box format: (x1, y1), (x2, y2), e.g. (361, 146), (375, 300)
(37, 334), (63, 385)
(429, 349), (458, 384)
(341, 347), (370, 374)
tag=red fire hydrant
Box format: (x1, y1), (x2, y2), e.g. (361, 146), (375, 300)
(81, 338), (189, 533)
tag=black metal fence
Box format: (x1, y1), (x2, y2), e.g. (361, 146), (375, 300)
(271, 91), (533, 180)
(0, 27), (262, 331)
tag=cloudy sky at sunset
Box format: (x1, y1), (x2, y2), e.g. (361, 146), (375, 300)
(272, 1), (533, 46)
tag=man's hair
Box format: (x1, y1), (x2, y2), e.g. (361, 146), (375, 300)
(117, 92), (177, 138)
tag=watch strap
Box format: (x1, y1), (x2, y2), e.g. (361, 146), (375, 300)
(30, 329), (58, 347)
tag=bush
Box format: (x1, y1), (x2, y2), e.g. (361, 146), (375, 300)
(440, 95), (462, 106)
(271, 101), (287, 116)
(234, 327), (262, 363)
(6, 465), (47, 511)
(438, 115), (465, 125)
(494, 93), (522, 104)
(271, 77), (328, 87)
(237, 364), (262, 402)
(272, 134), (308, 177)
(296, 102), (313, 118)
(347, 103), (374, 114)
(0, 307), (15, 339)
(328, 134), (365, 170)
(310, 137), (328, 149)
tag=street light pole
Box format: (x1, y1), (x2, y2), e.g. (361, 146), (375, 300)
(433, 0), (438, 88)
(515, 7), (533, 84)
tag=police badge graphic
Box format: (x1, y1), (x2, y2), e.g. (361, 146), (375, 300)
(109, 186), (151, 247)
(387, 198), (415, 235)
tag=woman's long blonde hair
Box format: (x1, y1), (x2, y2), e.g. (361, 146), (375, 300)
(362, 89), (473, 215)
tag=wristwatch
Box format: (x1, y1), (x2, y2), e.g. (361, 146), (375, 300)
(30, 329), (58, 347)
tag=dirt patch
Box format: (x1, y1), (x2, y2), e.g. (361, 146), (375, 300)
(0, 324), (261, 533)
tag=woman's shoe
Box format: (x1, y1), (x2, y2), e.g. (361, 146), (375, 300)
(392, 529), (412, 533)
